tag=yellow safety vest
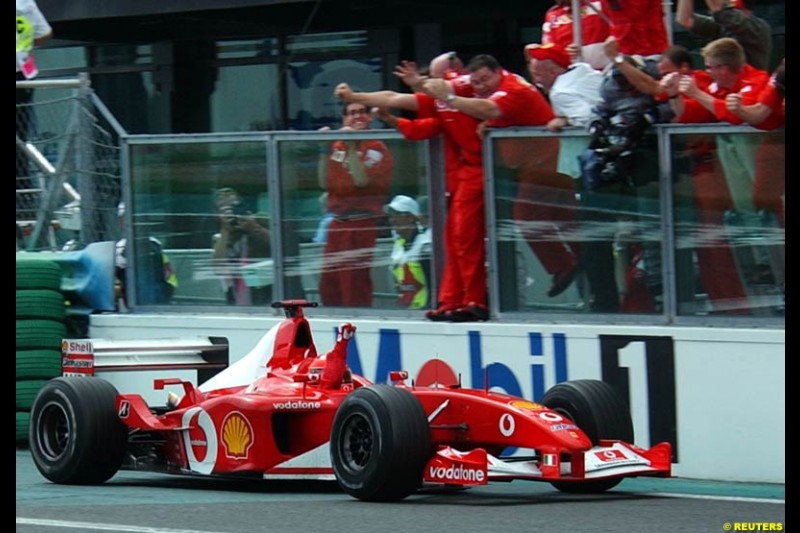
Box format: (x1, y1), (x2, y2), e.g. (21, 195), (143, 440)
(390, 230), (431, 309)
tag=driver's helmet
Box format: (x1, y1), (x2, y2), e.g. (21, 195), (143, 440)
(307, 357), (326, 383)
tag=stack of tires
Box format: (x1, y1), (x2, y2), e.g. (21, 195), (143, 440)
(16, 260), (67, 446)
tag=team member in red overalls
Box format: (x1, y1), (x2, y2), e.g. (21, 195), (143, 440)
(422, 55), (579, 311)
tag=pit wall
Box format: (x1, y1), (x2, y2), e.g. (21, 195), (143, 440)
(90, 313), (785, 484)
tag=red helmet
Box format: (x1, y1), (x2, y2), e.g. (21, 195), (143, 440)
(307, 357), (326, 382)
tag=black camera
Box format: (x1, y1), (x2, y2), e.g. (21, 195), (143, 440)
(221, 202), (250, 226)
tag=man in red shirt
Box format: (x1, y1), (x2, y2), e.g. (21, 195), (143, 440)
(317, 102), (393, 307)
(664, 37), (772, 313)
(667, 37), (769, 215)
(725, 60), (784, 294)
(725, 60), (784, 227)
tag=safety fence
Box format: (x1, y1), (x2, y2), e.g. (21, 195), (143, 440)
(15, 80), (785, 327)
(16, 75), (124, 252)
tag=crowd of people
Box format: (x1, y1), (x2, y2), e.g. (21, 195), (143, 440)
(22, 0), (782, 319)
(325, 0), (782, 320)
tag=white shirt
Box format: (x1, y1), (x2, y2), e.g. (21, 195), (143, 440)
(16, 0), (51, 75)
(549, 62), (604, 178)
(549, 62), (604, 128)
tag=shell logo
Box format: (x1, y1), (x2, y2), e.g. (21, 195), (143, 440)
(221, 412), (254, 459)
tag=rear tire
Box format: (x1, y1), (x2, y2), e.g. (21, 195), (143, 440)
(541, 379), (633, 493)
(330, 384), (430, 501)
(29, 377), (127, 484)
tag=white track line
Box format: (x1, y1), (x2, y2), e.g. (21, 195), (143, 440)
(16, 518), (228, 533)
(650, 492), (785, 504)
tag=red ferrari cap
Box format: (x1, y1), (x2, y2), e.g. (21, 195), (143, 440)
(526, 42), (571, 69)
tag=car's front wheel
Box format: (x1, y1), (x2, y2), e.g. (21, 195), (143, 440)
(541, 379), (633, 494)
(330, 384), (430, 502)
(29, 377), (127, 484)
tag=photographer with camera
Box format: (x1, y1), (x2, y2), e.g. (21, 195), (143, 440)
(577, 53), (664, 313)
(212, 187), (272, 306)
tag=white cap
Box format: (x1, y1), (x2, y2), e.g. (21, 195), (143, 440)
(383, 195), (420, 216)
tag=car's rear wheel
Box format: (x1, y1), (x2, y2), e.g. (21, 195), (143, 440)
(541, 379), (633, 493)
(29, 377), (127, 484)
(330, 384), (430, 502)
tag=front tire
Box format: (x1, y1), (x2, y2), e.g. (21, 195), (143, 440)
(330, 384), (430, 502)
(541, 379), (633, 493)
(29, 377), (127, 484)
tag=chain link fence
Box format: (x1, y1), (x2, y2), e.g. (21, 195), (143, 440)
(16, 75), (125, 252)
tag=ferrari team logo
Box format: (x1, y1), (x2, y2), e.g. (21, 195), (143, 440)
(221, 412), (254, 459)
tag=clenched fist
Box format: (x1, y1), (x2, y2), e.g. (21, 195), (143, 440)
(335, 83), (354, 101)
(339, 323), (356, 340)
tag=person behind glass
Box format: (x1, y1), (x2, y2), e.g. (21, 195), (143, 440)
(316, 102), (393, 307)
(212, 187), (272, 306)
(606, 37), (752, 314)
(115, 202), (178, 310)
(16, 0), (52, 185)
(384, 195), (432, 310)
(577, 53), (663, 313)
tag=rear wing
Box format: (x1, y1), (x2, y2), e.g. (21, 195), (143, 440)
(61, 337), (229, 384)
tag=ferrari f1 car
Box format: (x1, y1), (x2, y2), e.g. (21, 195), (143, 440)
(29, 300), (671, 502)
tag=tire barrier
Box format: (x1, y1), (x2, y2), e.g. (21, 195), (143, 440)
(16, 259), (67, 448)
(16, 290), (66, 321)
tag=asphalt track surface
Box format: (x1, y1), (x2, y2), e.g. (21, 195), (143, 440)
(17, 450), (784, 533)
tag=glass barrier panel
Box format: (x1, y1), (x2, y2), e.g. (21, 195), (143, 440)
(491, 131), (663, 315)
(128, 139), (270, 308)
(277, 135), (431, 312)
(671, 129), (784, 317)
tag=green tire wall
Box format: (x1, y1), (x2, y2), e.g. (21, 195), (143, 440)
(16, 350), (62, 380)
(16, 290), (67, 321)
(16, 260), (62, 291)
(17, 258), (68, 449)
(16, 320), (68, 350)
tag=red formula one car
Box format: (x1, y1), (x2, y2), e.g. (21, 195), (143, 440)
(29, 300), (671, 502)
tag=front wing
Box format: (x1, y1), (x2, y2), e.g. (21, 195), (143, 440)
(423, 440), (672, 486)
